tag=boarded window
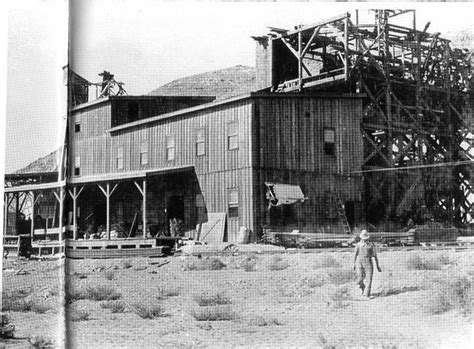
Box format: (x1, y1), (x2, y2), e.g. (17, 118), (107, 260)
(74, 122), (81, 133)
(228, 188), (239, 218)
(227, 121), (239, 150)
(166, 136), (175, 161)
(140, 143), (148, 165)
(74, 156), (80, 176)
(117, 146), (124, 169)
(324, 128), (336, 156)
(196, 128), (206, 156)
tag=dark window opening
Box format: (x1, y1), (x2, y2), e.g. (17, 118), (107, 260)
(196, 128), (206, 156)
(74, 122), (81, 133)
(227, 122), (239, 151)
(324, 128), (336, 156)
(74, 156), (80, 176)
(228, 188), (239, 218)
(128, 102), (139, 122)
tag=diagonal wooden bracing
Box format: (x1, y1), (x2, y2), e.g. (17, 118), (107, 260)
(264, 9), (473, 226)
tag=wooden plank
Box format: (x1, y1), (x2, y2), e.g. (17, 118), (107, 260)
(197, 212), (227, 244)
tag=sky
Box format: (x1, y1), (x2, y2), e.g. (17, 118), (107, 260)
(2, 0), (474, 173)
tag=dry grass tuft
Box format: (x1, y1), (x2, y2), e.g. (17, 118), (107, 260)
(69, 309), (90, 322)
(406, 254), (441, 270)
(67, 285), (121, 302)
(194, 291), (232, 306)
(122, 260), (133, 269)
(240, 256), (258, 272)
(313, 255), (341, 269)
(100, 300), (127, 313)
(245, 314), (283, 326)
(301, 276), (326, 288)
(134, 304), (167, 319)
(184, 257), (227, 271)
(156, 286), (181, 299)
(28, 335), (55, 348)
(104, 270), (115, 281)
(424, 276), (473, 315)
(191, 305), (236, 321)
(267, 255), (290, 271)
(329, 284), (352, 309)
(2, 293), (52, 314)
(327, 268), (355, 285)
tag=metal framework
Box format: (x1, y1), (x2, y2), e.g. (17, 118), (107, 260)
(262, 9), (473, 226)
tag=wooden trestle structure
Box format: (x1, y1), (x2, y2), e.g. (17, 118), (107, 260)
(256, 9), (473, 226)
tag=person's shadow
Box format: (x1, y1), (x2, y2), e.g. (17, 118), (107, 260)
(371, 286), (421, 298)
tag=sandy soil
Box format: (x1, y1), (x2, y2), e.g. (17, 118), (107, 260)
(2, 248), (474, 348)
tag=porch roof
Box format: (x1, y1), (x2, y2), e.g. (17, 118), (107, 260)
(67, 165), (195, 185)
(4, 180), (66, 193)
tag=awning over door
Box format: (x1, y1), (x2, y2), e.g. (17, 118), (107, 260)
(265, 182), (307, 206)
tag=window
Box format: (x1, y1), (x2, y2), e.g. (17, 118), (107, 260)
(227, 121), (239, 150)
(196, 128), (206, 156)
(228, 188), (239, 218)
(323, 128), (336, 156)
(140, 143), (148, 165)
(74, 156), (80, 176)
(166, 136), (175, 161)
(74, 122), (81, 133)
(117, 146), (124, 169)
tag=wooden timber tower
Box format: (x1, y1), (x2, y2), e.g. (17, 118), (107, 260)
(254, 9), (473, 226)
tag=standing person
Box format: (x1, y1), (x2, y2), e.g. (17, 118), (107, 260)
(353, 230), (382, 299)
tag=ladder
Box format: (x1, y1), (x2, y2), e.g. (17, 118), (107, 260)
(334, 194), (351, 235)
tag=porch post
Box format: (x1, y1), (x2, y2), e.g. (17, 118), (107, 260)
(73, 187), (77, 240)
(59, 187), (65, 241)
(142, 179), (147, 238)
(4, 193), (8, 235)
(30, 191), (35, 238)
(15, 193), (19, 234)
(98, 183), (117, 240)
(106, 182), (110, 239)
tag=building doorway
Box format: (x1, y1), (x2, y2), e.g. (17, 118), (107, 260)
(167, 195), (184, 236)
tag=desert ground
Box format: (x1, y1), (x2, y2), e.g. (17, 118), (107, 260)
(2, 247), (473, 348)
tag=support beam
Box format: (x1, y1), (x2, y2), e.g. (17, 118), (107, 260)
(30, 192), (35, 238)
(53, 187), (65, 241)
(134, 180), (147, 238)
(68, 186), (84, 240)
(98, 183), (118, 239)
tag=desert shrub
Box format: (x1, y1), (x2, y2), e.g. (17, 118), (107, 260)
(1, 314), (15, 339)
(267, 255), (290, 271)
(424, 276), (473, 315)
(191, 306), (236, 321)
(66, 288), (88, 302)
(437, 253), (452, 265)
(327, 268), (355, 285)
(104, 270), (115, 281)
(85, 285), (121, 301)
(314, 255), (341, 269)
(69, 309), (90, 322)
(245, 314), (282, 326)
(28, 335), (55, 348)
(194, 291), (232, 306)
(184, 257), (226, 271)
(156, 286), (181, 299)
(73, 272), (88, 279)
(30, 302), (53, 314)
(122, 260), (133, 269)
(302, 276), (325, 288)
(240, 256), (257, 272)
(134, 304), (166, 319)
(100, 300), (127, 313)
(2, 294), (32, 312)
(406, 254), (441, 270)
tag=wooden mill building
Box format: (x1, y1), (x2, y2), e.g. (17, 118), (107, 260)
(65, 91), (365, 242)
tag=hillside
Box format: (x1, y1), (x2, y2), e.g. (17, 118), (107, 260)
(148, 65), (257, 100)
(14, 149), (60, 174)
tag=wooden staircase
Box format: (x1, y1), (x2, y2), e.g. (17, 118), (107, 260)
(334, 194), (351, 235)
